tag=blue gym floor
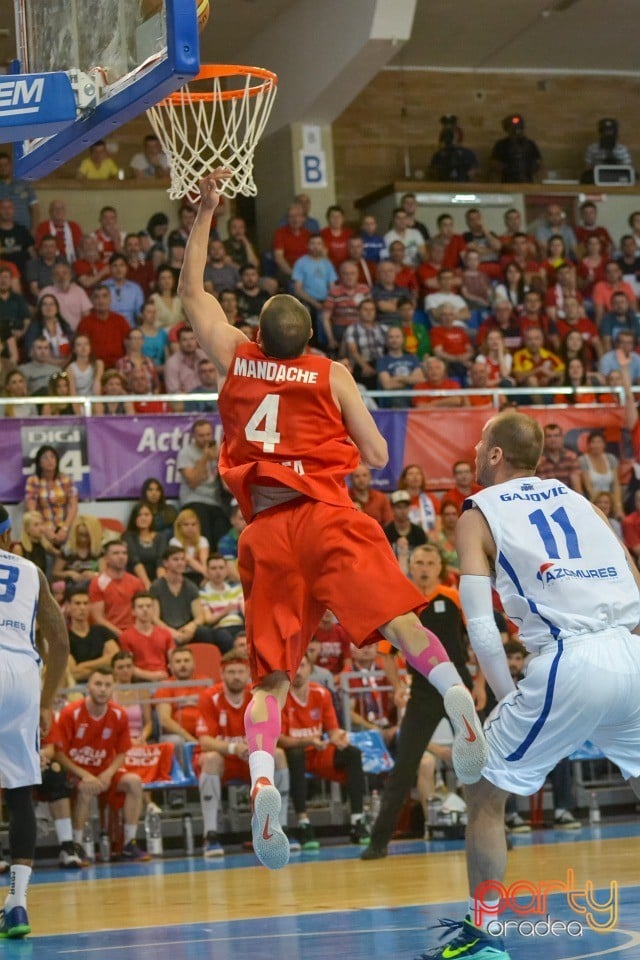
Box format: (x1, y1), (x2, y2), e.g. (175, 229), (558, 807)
(10, 822), (640, 959)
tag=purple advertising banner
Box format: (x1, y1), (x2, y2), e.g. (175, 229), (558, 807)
(0, 412), (408, 503)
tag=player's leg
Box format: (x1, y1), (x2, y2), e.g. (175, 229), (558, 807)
(198, 752), (224, 857)
(0, 788), (36, 939)
(239, 514), (312, 870)
(116, 773), (149, 860)
(379, 613), (487, 785)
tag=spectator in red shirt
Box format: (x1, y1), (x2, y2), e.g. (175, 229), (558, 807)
(320, 205), (353, 269)
(88, 540), (145, 640)
(154, 646), (204, 773)
(73, 234), (110, 293)
(272, 204), (312, 284)
(577, 234), (607, 299)
(346, 234), (376, 287)
(321, 260), (371, 351)
(556, 296), (600, 360)
(476, 300), (523, 352)
(545, 263), (583, 322)
(77, 285), (130, 369)
(430, 303), (473, 382)
(412, 355), (466, 408)
(387, 240), (418, 294)
(575, 200), (613, 258)
(348, 464), (393, 525)
(119, 592), (173, 681)
(519, 289), (559, 351)
(54, 667), (148, 860)
(432, 213), (466, 270)
(311, 609), (353, 674)
(280, 653), (370, 849)
(593, 261), (638, 325)
(498, 209), (537, 258)
(415, 238), (450, 298)
(444, 461), (482, 512)
(36, 199), (84, 263)
(196, 650), (290, 858)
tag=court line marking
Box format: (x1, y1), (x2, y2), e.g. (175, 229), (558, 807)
(59, 924), (640, 957)
(557, 929), (640, 959)
(61, 925), (428, 954)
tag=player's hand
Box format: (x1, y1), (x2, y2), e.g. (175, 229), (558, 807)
(310, 738), (327, 751)
(199, 168), (232, 211)
(331, 730), (349, 750)
(236, 741), (250, 761)
(40, 706), (52, 738)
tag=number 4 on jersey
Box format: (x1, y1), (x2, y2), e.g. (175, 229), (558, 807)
(245, 394), (281, 453)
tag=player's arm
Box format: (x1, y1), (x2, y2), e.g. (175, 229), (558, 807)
(330, 360), (388, 469)
(178, 170), (247, 379)
(155, 701), (198, 742)
(456, 507), (516, 702)
(37, 568), (71, 731)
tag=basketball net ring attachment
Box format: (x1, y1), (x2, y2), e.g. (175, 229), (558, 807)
(146, 64), (278, 200)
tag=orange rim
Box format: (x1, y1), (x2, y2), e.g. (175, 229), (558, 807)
(162, 64), (278, 105)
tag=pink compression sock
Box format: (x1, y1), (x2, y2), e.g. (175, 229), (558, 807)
(399, 624), (450, 679)
(244, 694), (281, 753)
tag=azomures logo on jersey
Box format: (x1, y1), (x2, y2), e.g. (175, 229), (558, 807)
(536, 562), (619, 586)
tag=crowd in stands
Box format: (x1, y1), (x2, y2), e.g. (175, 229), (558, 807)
(3, 142), (640, 868)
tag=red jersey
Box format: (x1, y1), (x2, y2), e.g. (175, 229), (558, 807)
(320, 226), (354, 268)
(312, 622), (353, 673)
(282, 682), (339, 738)
(55, 699), (131, 773)
(218, 341), (359, 521)
(153, 682), (203, 737)
(430, 326), (471, 357)
(88, 571), (145, 632)
(272, 225), (313, 267)
(118, 624), (173, 672)
(196, 685), (251, 744)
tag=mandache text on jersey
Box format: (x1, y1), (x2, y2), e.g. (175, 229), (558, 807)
(233, 356), (319, 384)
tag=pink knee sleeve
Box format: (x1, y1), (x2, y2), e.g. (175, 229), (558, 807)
(244, 694), (281, 753)
(399, 625), (449, 678)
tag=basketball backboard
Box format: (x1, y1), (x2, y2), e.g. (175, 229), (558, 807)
(10, 0), (200, 180)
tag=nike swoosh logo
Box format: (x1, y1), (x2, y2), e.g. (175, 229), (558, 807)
(462, 716), (477, 742)
(262, 815), (273, 841)
(442, 939), (479, 958)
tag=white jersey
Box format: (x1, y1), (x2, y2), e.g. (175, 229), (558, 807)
(467, 476), (640, 653)
(0, 549), (40, 663)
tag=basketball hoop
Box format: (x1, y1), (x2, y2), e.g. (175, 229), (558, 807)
(146, 64), (278, 200)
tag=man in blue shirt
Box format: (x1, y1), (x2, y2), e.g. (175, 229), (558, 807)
(376, 327), (423, 408)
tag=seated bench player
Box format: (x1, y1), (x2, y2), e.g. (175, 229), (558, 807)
(195, 650), (290, 857)
(53, 667), (150, 860)
(279, 653), (370, 850)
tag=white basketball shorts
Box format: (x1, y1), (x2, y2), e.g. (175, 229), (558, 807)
(0, 656), (42, 789)
(482, 625), (640, 795)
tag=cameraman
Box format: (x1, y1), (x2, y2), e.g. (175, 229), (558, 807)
(428, 116), (478, 183)
(582, 118), (634, 183)
(490, 114), (542, 183)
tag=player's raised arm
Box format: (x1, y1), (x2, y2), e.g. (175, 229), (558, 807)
(456, 507), (516, 701)
(330, 360), (388, 469)
(178, 170), (247, 378)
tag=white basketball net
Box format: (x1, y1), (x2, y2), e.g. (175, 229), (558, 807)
(146, 65), (278, 199)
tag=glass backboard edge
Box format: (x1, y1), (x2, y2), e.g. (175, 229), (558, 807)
(12, 0), (200, 180)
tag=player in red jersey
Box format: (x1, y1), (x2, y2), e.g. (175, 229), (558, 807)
(54, 668), (149, 861)
(195, 650), (289, 858)
(179, 170), (488, 870)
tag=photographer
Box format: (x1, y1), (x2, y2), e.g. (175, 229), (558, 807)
(490, 114), (542, 183)
(428, 116), (478, 183)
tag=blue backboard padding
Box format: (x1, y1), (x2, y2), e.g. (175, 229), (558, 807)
(0, 72), (77, 141)
(13, 0), (200, 180)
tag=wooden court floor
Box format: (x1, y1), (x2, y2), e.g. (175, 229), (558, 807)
(14, 822), (640, 959)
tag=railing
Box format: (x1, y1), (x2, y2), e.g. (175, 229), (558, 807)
(0, 384), (630, 412)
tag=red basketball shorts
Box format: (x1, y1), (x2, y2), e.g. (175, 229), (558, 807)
(238, 498), (425, 681)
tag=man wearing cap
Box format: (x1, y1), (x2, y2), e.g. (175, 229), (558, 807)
(383, 490), (427, 572)
(584, 119), (633, 178)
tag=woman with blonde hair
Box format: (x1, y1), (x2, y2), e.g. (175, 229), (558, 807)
(169, 508), (209, 584)
(3, 369), (39, 417)
(13, 511), (58, 573)
(52, 514), (104, 587)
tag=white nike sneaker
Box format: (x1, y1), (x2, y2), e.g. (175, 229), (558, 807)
(444, 685), (488, 785)
(251, 777), (290, 870)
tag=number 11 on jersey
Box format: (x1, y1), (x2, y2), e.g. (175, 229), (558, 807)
(245, 394), (281, 453)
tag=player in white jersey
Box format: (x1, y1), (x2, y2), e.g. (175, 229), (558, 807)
(416, 411), (640, 960)
(0, 506), (69, 940)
